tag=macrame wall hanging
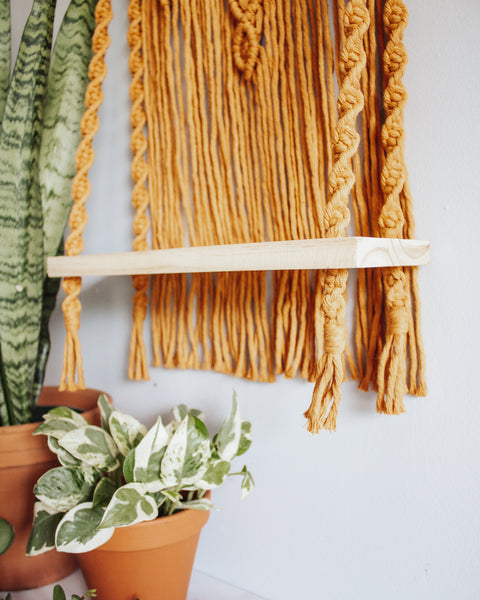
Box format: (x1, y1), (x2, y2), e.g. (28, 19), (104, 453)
(50, 0), (428, 432)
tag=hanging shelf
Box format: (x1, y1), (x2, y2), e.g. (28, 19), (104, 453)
(47, 237), (429, 278)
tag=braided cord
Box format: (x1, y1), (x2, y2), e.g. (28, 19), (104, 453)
(304, 0), (369, 432)
(229, 0), (263, 81)
(60, 0), (113, 391)
(128, 0), (151, 381)
(376, 0), (410, 414)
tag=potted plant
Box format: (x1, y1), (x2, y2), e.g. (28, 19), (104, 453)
(27, 391), (254, 600)
(0, 0), (103, 589)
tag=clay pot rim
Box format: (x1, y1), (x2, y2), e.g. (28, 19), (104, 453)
(94, 499), (211, 553)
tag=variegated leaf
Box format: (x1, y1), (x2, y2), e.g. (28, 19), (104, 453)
(215, 391), (241, 461)
(99, 484), (157, 529)
(172, 404), (205, 423)
(42, 406), (88, 427)
(26, 501), (63, 556)
(92, 476), (117, 508)
(196, 459), (231, 490)
(55, 502), (114, 553)
(132, 417), (170, 483)
(34, 466), (98, 512)
(34, 417), (78, 439)
(178, 498), (214, 511)
(109, 410), (147, 456)
(98, 393), (113, 433)
(237, 421), (252, 456)
(59, 426), (121, 472)
(161, 415), (211, 487)
(240, 465), (255, 499)
(47, 435), (82, 467)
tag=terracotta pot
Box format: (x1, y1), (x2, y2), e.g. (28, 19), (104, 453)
(0, 387), (107, 591)
(77, 505), (210, 600)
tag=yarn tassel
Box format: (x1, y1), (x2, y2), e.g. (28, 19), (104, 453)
(60, 0), (112, 391)
(305, 0), (370, 432)
(127, 0), (150, 381)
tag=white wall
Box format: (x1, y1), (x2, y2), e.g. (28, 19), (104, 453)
(11, 1), (480, 598)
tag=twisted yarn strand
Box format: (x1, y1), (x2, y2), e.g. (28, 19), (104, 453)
(304, 0), (369, 433)
(60, 0), (113, 391)
(376, 0), (410, 414)
(128, 0), (151, 381)
(229, 0), (263, 81)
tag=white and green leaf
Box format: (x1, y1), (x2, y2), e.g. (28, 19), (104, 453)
(26, 501), (63, 556)
(237, 421), (253, 456)
(109, 410), (147, 456)
(215, 391), (242, 461)
(55, 502), (114, 554)
(34, 466), (98, 512)
(240, 465), (255, 499)
(98, 393), (113, 433)
(92, 476), (117, 508)
(161, 415), (211, 487)
(196, 459), (231, 490)
(132, 416), (170, 483)
(178, 497), (214, 511)
(34, 417), (78, 439)
(42, 406), (88, 427)
(99, 484), (157, 529)
(47, 436), (82, 467)
(59, 426), (121, 472)
(172, 404), (205, 424)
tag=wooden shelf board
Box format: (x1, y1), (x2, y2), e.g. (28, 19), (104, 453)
(47, 237), (430, 278)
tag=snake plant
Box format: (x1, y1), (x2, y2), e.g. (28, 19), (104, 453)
(0, 0), (97, 426)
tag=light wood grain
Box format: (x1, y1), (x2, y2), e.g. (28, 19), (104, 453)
(47, 237), (430, 278)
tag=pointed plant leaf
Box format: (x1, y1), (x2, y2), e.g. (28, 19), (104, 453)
(237, 421), (252, 456)
(40, 0), (97, 260)
(26, 501), (63, 556)
(98, 393), (113, 433)
(53, 585), (66, 600)
(161, 415), (211, 487)
(172, 404), (205, 423)
(99, 484), (158, 529)
(92, 477), (117, 508)
(240, 465), (255, 499)
(0, 0), (56, 425)
(215, 391), (241, 461)
(34, 418), (78, 439)
(55, 502), (114, 554)
(34, 466), (98, 512)
(43, 405), (88, 427)
(132, 417), (170, 483)
(59, 426), (121, 472)
(196, 459), (231, 490)
(0, 516), (14, 555)
(109, 410), (147, 456)
(178, 498), (214, 511)
(47, 436), (82, 467)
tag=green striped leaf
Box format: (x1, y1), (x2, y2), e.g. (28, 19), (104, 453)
(0, 0), (10, 124)
(40, 0), (97, 260)
(0, 0), (57, 425)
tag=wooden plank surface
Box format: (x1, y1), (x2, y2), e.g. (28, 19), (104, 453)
(47, 237), (430, 278)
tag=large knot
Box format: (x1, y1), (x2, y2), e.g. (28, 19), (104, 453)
(229, 0), (263, 81)
(384, 0), (408, 35)
(383, 268), (410, 335)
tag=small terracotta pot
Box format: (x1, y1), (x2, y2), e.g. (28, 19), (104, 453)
(77, 504), (210, 600)
(0, 387), (107, 591)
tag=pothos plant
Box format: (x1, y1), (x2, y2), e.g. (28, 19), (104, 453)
(27, 392), (254, 555)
